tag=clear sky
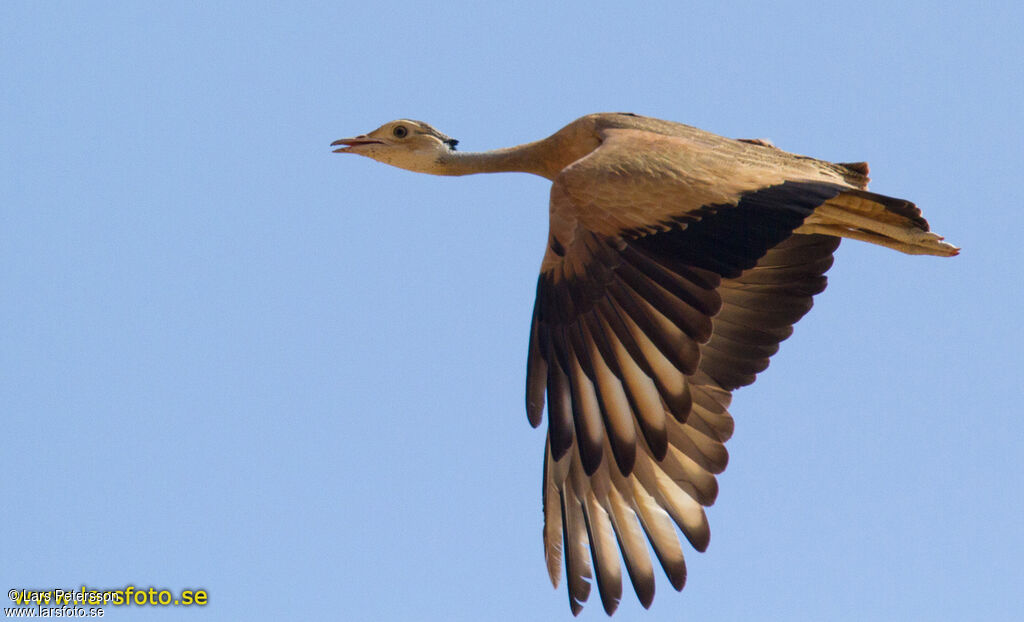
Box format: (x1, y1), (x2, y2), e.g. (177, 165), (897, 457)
(2, 1), (1022, 620)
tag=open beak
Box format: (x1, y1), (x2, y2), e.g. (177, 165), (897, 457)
(331, 136), (384, 153)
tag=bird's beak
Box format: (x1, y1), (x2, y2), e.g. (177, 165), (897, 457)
(331, 136), (384, 153)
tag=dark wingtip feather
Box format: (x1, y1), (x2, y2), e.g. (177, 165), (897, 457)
(547, 355), (575, 461)
(610, 441), (636, 476)
(687, 529), (710, 553)
(645, 430), (668, 461)
(637, 583), (655, 609)
(526, 305), (548, 428)
(601, 595), (621, 616)
(667, 560), (687, 592)
(579, 443), (604, 476)
(526, 401), (544, 428)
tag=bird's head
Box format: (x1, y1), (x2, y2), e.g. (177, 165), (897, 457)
(331, 119), (459, 174)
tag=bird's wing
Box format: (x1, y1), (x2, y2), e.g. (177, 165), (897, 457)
(542, 127), (862, 245)
(527, 129), (850, 614)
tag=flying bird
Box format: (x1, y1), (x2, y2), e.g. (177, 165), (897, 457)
(331, 113), (958, 615)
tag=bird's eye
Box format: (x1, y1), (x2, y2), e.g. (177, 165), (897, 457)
(393, 125), (408, 138)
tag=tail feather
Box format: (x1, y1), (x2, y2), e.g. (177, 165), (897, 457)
(796, 189), (959, 256)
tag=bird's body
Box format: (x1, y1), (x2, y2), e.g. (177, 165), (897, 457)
(332, 113), (957, 615)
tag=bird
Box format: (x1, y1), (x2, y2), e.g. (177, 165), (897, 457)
(331, 113), (958, 615)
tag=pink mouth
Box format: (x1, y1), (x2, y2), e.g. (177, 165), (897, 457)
(330, 137), (384, 153)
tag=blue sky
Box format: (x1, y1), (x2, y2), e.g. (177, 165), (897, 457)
(2, 1), (1021, 620)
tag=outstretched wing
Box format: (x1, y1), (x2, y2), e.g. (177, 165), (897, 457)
(526, 128), (852, 614)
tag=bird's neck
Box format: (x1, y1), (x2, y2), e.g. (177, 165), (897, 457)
(431, 138), (563, 180)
